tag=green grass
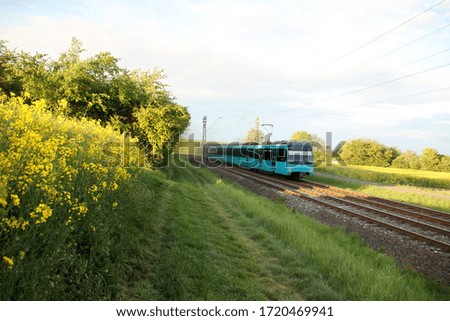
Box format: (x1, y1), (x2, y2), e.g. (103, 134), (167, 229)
(308, 172), (450, 213)
(116, 158), (449, 300)
(4, 154), (448, 300)
(316, 164), (450, 189)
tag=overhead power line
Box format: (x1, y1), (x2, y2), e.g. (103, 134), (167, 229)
(336, 61), (450, 98)
(356, 85), (450, 107)
(282, 24), (450, 105)
(274, 85), (450, 122)
(264, 61), (450, 117)
(284, 0), (448, 88)
(242, 0), (448, 117)
(344, 47), (450, 87)
(325, 23), (450, 84)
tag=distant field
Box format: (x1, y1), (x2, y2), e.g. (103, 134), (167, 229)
(306, 175), (450, 213)
(316, 164), (450, 189)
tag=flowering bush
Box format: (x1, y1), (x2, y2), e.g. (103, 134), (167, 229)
(0, 96), (131, 299)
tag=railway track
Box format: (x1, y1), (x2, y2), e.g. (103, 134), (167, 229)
(300, 180), (450, 222)
(215, 165), (450, 252)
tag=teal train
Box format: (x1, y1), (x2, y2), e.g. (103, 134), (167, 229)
(205, 140), (314, 179)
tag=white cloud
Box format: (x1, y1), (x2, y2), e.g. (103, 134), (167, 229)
(1, 0), (450, 153)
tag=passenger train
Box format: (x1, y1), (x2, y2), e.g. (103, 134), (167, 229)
(205, 140), (314, 179)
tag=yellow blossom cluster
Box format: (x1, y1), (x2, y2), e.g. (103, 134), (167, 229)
(0, 96), (131, 268)
(2, 251), (25, 270)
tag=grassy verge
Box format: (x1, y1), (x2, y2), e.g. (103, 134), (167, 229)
(306, 175), (450, 213)
(117, 158), (450, 300)
(316, 165), (450, 189)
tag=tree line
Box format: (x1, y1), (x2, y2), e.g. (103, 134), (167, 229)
(293, 131), (449, 172)
(0, 38), (190, 165)
(246, 123), (449, 172)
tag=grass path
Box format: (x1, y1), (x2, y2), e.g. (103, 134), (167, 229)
(122, 166), (307, 300)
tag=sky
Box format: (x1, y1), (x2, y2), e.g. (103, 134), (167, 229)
(1, 0), (450, 154)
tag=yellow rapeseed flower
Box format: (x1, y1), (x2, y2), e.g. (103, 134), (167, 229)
(2, 256), (14, 269)
(78, 204), (88, 215)
(10, 194), (20, 207)
(0, 181), (7, 207)
(32, 203), (53, 224)
(1, 96), (131, 237)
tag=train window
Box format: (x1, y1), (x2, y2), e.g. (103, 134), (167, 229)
(277, 148), (286, 162)
(264, 149), (271, 160)
(271, 149), (277, 160)
(288, 150), (314, 164)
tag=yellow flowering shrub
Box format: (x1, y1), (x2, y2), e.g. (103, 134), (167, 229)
(0, 96), (131, 271)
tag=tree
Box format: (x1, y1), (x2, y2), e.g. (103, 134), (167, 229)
(439, 156), (450, 172)
(246, 128), (264, 143)
(0, 38), (191, 166)
(134, 103), (190, 166)
(245, 117), (264, 143)
(0, 40), (22, 95)
(419, 148), (442, 171)
(49, 40), (123, 121)
(291, 130), (325, 165)
(392, 150), (420, 169)
(339, 139), (397, 167)
(291, 130), (312, 142)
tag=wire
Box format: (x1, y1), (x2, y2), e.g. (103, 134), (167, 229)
(354, 85), (450, 107)
(239, 0), (448, 111)
(343, 47), (450, 87)
(334, 61), (450, 98)
(264, 61), (450, 118)
(284, 0), (448, 90)
(277, 27), (450, 108)
(274, 85), (450, 122)
(323, 23), (450, 85)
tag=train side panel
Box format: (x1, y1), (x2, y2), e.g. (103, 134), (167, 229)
(205, 141), (314, 177)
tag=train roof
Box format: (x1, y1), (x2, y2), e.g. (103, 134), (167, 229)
(206, 140), (312, 148)
(272, 140), (312, 147)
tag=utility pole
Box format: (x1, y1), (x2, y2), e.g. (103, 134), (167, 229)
(255, 117), (261, 144)
(202, 116), (207, 164)
(202, 116), (207, 144)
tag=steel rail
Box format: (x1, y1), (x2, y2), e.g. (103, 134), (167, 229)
(301, 180), (450, 219)
(222, 167), (450, 252)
